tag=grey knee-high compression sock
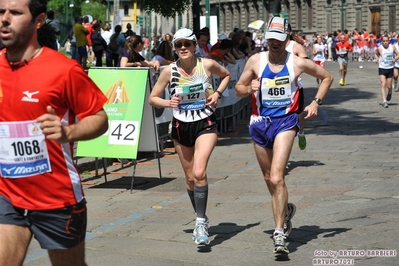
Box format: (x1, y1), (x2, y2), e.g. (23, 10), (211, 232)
(194, 185), (208, 219)
(187, 189), (196, 212)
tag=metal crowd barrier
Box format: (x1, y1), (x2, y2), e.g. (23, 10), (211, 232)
(150, 58), (252, 137)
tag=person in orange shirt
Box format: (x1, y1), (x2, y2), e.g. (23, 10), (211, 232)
(83, 16), (94, 64)
(209, 39), (236, 66)
(335, 34), (353, 85)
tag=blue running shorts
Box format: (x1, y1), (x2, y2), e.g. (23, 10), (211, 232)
(249, 113), (300, 149)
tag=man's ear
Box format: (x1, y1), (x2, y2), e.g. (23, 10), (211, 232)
(36, 13), (46, 29)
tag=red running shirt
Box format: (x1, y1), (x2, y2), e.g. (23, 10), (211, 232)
(0, 47), (107, 210)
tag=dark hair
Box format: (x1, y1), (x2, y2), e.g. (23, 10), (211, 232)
(46, 10), (54, 20)
(220, 39), (233, 50)
(114, 25), (122, 34)
(123, 35), (143, 63)
(154, 41), (173, 61)
(127, 23), (132, 29)
(197, 31), (209, 40)
(93, 23), (101, 31)
(29, 0), (47, 21)
(74, 15), (82, 23)
(231, 33), (242, 46)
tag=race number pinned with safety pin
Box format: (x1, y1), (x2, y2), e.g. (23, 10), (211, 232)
(175, 83), (206, 111)
(261, 76), (292, 108)
(0, 121), (51, 178)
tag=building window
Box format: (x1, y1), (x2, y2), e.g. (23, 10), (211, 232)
(326, 12), (332, 33)
(356, 9), (362, 31)
(297, 7), (302, 29)
(389, 6), (396, 32)
(307, 5), (312, 29)
(124, 4), (129, 16)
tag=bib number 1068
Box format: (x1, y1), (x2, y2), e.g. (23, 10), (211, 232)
(108, 120), (139, 145)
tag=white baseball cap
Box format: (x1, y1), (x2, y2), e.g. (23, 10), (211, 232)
(173, 28), (197, 44)
(265, 17), (289, 42)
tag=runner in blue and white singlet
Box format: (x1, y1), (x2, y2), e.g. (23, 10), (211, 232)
(252, 51), (302, 118)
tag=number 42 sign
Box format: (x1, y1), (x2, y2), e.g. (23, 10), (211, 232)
(77, 68), (156, 159)
(108, 120), (139, 146)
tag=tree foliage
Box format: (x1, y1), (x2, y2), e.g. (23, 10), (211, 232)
(46, 0), (192, 21)
(141, 0), (192, 18)
(47, 0), (106, 24)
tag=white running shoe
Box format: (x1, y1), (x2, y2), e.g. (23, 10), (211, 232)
(273, 233), (289, 254)
(192, 219), (210, 245)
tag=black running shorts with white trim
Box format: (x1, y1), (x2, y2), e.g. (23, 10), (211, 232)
(171, 114), (217, 147)
(0, 194), (87, 250)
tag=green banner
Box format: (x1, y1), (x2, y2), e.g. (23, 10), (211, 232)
(76, 68), (149, 159)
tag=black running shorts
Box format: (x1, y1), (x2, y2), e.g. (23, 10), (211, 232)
(0, 195), (87, 250)
(171, 114), (217, 147)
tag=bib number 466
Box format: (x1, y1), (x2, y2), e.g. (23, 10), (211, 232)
(268, 87), (285, 96)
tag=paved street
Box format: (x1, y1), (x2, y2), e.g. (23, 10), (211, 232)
(25, 61), (398, 266)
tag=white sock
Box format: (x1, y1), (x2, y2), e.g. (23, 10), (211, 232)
(274, 228), (284, 235)
(196, 217), (206, 224)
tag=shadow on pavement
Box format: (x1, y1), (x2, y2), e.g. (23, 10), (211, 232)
(183, 222), (261, 253)
(265, 225), (351, 255)
(88, 176), (175, 190)
(286, 160), (325, 175)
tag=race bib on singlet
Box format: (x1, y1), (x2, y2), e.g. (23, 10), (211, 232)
(176, 83), (206, 111)
(260, 76), (292, 108)
(0, 121), (51, 178)
(382, 53), (394, 67)
(339, 48), (347, 55)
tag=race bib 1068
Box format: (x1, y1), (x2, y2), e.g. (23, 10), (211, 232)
(0, 121), (51, 178)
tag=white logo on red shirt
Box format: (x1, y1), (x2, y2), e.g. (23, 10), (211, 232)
(22, 91), (39, 102)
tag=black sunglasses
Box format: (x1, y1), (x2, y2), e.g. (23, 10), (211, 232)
(175, 41), (193, 48)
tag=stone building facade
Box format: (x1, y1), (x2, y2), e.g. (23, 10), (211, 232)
(114, 0), (399, 37)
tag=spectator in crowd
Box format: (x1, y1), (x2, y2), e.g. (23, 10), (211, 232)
(83, 16), (94, 64)
(209, 39), (236, 66)
(119, 35), (160, 70)
(123, 23), (135, 39)
(196, 31), (212, 57)
(108, 25), (125, 67)
(210, 33), (227, 51)
(91, 23), (107, 67)
(73, 15), (89, 68)
(163, 33), (173, 42)
(152, 40), (175, 66)
(331, 31), (339, 61)
(64, 38), (72, 56)
(151, 35), (161, 55)
(231, 33), (246, 60)
(45, 9), (60, 50)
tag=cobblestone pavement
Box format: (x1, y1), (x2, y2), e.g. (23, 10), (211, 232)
(25, 61), (398, 266)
